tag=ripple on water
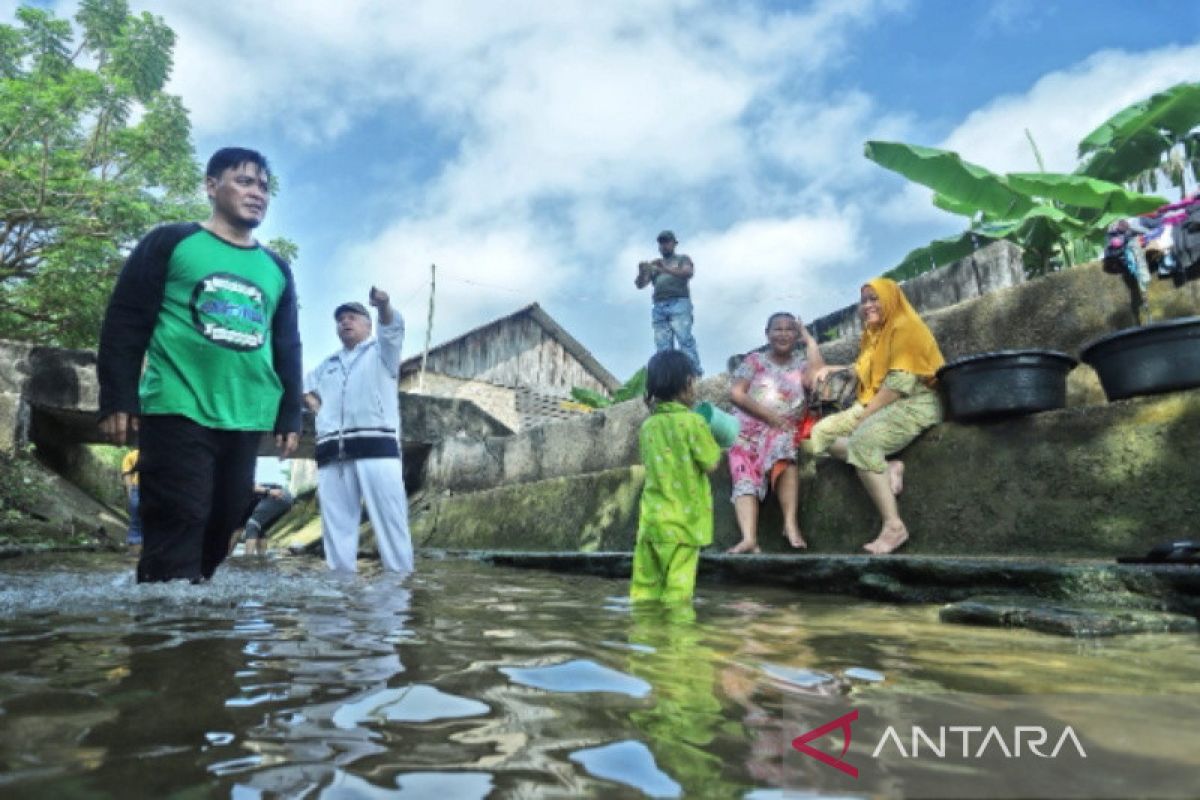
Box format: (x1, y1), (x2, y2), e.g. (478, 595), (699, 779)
(501, 659), (651, 698)
(393, 771), (494, 798)
(569, 739), (681, 798)
(0, 561), (356, 620)
(330, 684), (489, 728)
(231, 767), (496, 799)
(843, 666), (885, 683)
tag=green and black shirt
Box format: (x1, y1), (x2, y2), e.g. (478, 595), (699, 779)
(98, 223), (302, 434)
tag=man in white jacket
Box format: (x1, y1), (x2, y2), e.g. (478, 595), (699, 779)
(304, 287), (413, 573)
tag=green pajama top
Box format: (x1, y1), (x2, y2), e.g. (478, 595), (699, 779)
(637, 401), (722, 546)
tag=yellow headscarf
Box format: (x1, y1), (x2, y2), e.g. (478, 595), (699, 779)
(854, 277), (944, 403)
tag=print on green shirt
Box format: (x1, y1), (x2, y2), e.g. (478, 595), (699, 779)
(191, 271), (269, 351)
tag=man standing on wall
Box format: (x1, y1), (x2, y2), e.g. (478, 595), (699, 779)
(304, 288), (413, 573)
(98, 147), (303, 583)
(635, 230), (702, 375)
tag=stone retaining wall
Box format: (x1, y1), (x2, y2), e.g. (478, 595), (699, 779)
(412, 390), (1200, 559)
(810, 240), (1026, 342)
(410, 259), (1200, 559)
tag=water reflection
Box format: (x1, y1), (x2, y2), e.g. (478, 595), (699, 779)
(502, 659), (651, 698)
(1, 553), (1199, 798)
(570, 739), (682, 798)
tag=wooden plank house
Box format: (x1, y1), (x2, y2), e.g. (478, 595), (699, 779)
(398, 303), (620, 432)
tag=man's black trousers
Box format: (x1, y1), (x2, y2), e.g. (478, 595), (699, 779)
(136, 415), (260, 582)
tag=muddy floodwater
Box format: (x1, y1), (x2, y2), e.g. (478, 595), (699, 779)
(1, 552), (1198, 798)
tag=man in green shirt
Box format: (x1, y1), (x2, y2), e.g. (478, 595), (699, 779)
(98, 147), (302, 583)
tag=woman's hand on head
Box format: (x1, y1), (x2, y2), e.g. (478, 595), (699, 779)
(798, 320), (817, 345)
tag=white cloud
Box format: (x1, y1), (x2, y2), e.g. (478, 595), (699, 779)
(314, 212), (571, 362)
(199, 0), (908, 371)
(27, 0), (1194, 381)
(754, 91), (916, 190)
(942, 44), (1200, 175)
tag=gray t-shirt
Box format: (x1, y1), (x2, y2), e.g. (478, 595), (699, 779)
(651, 255), (692, 301)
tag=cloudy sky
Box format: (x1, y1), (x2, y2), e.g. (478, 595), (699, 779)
(13, 0), (1200, 380)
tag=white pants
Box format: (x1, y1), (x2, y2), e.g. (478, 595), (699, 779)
(317, 457), (413, 573)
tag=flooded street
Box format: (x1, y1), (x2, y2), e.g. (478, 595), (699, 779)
(2, 552), (1199, 798)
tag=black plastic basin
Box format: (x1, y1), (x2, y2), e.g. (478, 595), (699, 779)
(1080, 316), (1200, 401)
(936, 350), (1077, 423)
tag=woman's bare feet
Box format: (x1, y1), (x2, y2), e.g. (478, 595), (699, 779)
(863, 520), (908, 555)
(727, 540), (762, 554)
(784, 526), (808, 549)
(887, 460), (904, 496)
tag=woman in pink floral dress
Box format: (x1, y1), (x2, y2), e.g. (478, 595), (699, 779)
(726, 313), (824, 554)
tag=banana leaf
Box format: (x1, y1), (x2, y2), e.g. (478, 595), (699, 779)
(1005, 172), (1166, 214)
(884, 232), (990, 282)
(977, 204), (1091, 239)
(612, 367), (646, 404)
(1077, 82), (1200, 183)
(570, 386), (611, 409)
(932, 193), (980, 218)
(865, 141), (1034, 219)
(1079, 82), (1200, 154)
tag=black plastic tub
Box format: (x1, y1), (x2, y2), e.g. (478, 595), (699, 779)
(936, 350), (1077, 423)
(1080, 316), (1200, 401)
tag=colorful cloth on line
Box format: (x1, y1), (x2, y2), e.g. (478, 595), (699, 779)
(728, 351), (808, 501)
(637, 401), (721, 547)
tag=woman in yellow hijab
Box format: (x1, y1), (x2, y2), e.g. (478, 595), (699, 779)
(809, 278), (944, 554)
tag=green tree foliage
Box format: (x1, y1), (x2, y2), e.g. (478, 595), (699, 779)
(0, 0), (207, 347)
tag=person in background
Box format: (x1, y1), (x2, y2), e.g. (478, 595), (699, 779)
(809, 278), (944, 554)
(120, 448), (142, 555)
(726, 312), (825, 554)
(635, 230), (702, 375)
(229, 483), (295, 556)
(305, 287), (412, 573)
(630, 350), (721, 604)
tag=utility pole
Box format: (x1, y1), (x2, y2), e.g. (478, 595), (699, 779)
(419, 263), (435, 392)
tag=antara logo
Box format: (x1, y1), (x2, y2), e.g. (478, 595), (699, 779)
(872, 725), (1087, 759)
(792, 711), (1088, 777)
(791, 710), (860, 777)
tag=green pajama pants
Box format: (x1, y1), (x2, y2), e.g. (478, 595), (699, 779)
(630, 539), (701, 603)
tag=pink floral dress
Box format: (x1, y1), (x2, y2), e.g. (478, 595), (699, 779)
(728, 351), (808, 501)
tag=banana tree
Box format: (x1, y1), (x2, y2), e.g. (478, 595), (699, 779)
(866, 140), (1166, 278)
(1077, 81), (1200, 199)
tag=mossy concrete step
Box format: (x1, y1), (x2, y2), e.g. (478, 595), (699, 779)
(940, 596), (1200, 637)
(463, 550), (1200, 612)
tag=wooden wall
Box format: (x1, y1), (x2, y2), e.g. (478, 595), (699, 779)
(415, 314), (609, 394)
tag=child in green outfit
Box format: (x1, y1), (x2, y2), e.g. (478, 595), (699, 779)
(631, 350), (723, 603)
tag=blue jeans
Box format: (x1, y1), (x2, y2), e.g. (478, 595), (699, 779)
(651, 297), (702, 375)
(126, 486), (143, 546)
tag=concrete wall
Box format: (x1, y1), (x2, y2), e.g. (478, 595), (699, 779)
(409, 259), (1200, 558)
(399, 372), (520, 431)
(0, 341), (100, 455)
(413, 388), (1200, 559)
(422, 260), (1200, 496)
(810, 240), (1025, 343)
